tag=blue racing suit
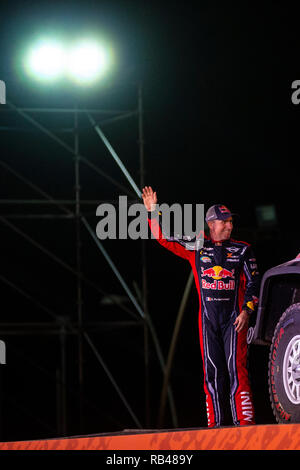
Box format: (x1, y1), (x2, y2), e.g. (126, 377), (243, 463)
(148, 210), (260, 426)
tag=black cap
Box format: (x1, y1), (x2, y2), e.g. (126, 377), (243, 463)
(205, 204), (236, 222)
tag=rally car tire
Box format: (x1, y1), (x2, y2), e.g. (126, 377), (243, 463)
(268, 303), (300, 423)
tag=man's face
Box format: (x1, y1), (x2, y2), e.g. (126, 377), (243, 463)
(209, 217), (233, 241)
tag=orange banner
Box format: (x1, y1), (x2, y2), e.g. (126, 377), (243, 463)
(0, 423), (300, 451)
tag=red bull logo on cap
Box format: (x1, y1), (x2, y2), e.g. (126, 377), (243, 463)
(219, 205), (231, 214)
(201, 265), (235, 291)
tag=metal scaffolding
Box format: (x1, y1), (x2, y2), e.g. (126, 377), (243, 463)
(0, 86), (178, 437)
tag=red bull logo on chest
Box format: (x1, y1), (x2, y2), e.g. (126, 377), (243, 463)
(201, 265), (235, 280)
(201, 265), (235, 290)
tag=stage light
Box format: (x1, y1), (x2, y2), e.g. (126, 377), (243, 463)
(25, 41), (65, 81)
(23, 38), (112, 85)
(67, 41), (110, 84)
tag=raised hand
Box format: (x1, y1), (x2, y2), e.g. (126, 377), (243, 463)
(142, 186), (157, 212)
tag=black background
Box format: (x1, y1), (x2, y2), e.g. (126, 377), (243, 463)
(0, 0), (299, 441)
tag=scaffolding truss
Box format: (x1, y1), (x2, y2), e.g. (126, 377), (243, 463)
(0, 87), (178, 437)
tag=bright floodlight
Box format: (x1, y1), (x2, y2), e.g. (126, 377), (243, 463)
(67, 41), (109, 83)
(25, 41), (65, 80)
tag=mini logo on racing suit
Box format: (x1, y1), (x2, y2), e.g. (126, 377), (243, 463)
(240, 391), (254, 422)
(226, 247), (240, 253)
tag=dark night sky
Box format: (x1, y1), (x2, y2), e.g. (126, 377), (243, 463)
(0, 1), (300, 441)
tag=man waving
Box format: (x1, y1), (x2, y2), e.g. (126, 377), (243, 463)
(142, 186), (260, 427)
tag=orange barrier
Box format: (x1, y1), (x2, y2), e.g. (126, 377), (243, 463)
(0, 423), (300, 450)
